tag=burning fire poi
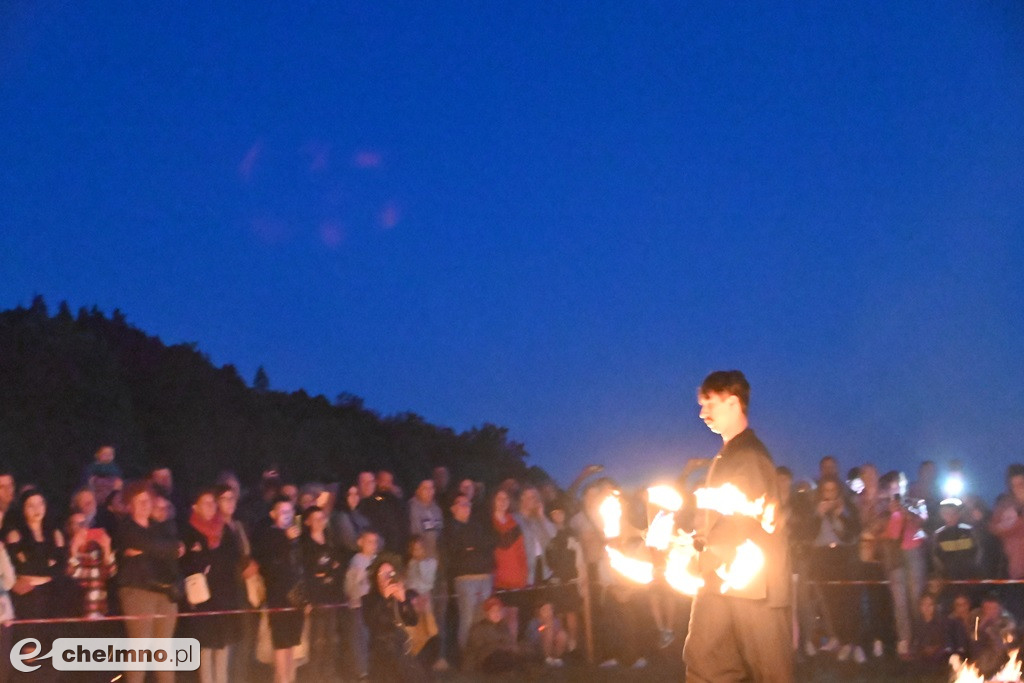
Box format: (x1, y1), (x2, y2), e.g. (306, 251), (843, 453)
(601, 479), (774, 597)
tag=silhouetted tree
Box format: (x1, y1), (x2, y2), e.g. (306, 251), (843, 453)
(253, 365), (270, 392)
(0, 299), (539, 510)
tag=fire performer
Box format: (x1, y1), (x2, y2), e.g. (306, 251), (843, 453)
(683, 370), (792, 682)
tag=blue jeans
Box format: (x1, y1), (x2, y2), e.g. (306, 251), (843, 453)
(341, 606), (369, 677)
(454, 574), (493, 650)
(904, 544), (927, 606)
(886, 566), (912, 644)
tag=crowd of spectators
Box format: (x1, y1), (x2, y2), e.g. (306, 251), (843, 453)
(783, 456), (1024, 679)
(0, 448), (621, 682)
(3, 444), (1024, 681)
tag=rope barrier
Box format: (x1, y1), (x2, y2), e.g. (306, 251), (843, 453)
(805, 579), (1024, 587)
(1, 579), (585, 627)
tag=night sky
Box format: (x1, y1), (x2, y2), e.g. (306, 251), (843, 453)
(2, 3), (1022, 498)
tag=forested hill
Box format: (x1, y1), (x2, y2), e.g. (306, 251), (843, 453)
(0, 297), (540, 507)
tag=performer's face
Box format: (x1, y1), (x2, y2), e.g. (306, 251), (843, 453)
(697, 391), (738, 435)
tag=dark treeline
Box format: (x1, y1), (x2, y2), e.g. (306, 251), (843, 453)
(0, 296), (543, 509)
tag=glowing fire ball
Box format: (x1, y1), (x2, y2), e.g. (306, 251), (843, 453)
(664, 538), (704, 596)
(599, 493), (623, 539)
(606, 546), (654, 584)
(647, 485), (683, 511)
(645, 510), (676, 550)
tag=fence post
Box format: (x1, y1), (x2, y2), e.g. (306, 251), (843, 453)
(580, 577), (594, 664)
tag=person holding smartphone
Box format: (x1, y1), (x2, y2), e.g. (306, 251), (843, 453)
(363, 555), (424, 682)
(66, 511), (115, 618)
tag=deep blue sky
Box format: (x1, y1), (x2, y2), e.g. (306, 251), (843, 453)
(2, 3), (1022, 497)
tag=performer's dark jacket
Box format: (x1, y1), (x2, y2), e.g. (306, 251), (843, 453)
(694, 427), (790, 607)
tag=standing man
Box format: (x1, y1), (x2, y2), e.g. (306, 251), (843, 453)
(683, 370), (792, 682)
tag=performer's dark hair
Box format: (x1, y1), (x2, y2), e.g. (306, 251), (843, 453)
(699, 370), (750, 412)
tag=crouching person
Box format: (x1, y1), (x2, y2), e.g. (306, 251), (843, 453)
(363, 555), (427, 682)
(463, 596), (528, 674)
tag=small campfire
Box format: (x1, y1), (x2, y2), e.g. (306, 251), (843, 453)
(950, 649), (1023, 683)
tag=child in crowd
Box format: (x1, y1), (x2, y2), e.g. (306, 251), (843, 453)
(968, 592), (1018, 679)
(404, 536), (440, 665)
(83, 445), (123, 487)
(526, 601), (568, 667)
(463, 596), (523, 674)
(933, 498), (980, 580)
(544, 498), (582, 652)
(343, 530), (379, 679)
(911, 593), (966, 670)
(65, 511), (115, 618)
(950, 592), (975, 637)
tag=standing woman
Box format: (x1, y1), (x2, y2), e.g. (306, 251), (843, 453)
(6, 488), (66, 680)
(7, 488), (67, 616)
(253, 496), (306, 683)
(117, 481), (183, 683)
(216, 483), (259, 683)
(330, 485), (372, 561)
(181, 488), (244, 683)
(300, 504), (343, 680)
(491, 488), (528, 633)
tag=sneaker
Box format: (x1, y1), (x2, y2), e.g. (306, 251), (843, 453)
(820, 637), (840, 653)
(599, 659), (619, 668)
(896, 640), (910, 657)
(545, 657), (564, 667)
(631, 657), (648, 669)
(853, 646), (866, 664)
(803, 641), (817, 657)
(837, 644), (852, 662)
(873, 639), (884, 658)
(432, 658), (450, 672)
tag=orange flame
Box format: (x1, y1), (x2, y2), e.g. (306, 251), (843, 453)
(948, 649), (1023, 683)
(949, 659), (985, 683)
(715, 539), (765, 593)
(695, 484), (778, 534)
(606, 546), (654, 584)
(761, 502), (777, 534)
(647, 485), (683, 511)
(664, 536), (704, 596)
(993, 648), (1022, 681)
(645, 510), (676, 551)
(695, 484), (766, 518)
(599, 494), (622, 539)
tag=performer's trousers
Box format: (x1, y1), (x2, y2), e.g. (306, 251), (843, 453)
(683, 591), (793, 683)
